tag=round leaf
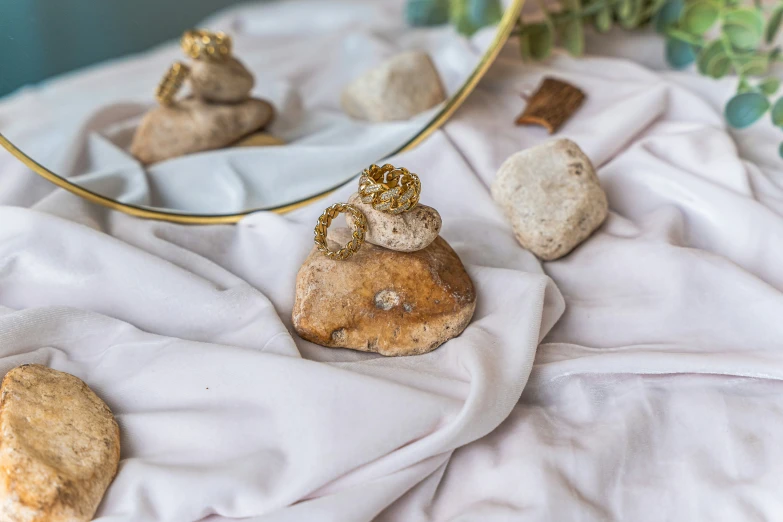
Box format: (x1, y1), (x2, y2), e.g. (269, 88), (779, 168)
(723, 8), (764, 50)
(523, 23), (553, 61)
(736, 53), (769, 76)
(562, 18), (585, 56)
(725, 92), (770, 128)
(654, 0), (684, 33)
(666, 37), (697, 69)
(594, 6), (612, 33)
(616, 0), (643, 28)
(468, 0), (503, 29)
(681, 2), (719, 35)
(697, 40), (731, 78)
(771, 96), (783, 126)
(760, 78), (781, 96)
(766, 5), (783, 44)
(406, 0), (451, 26)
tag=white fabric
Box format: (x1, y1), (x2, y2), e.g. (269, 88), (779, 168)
(2, 24), (783, 522)
(0, 0), (505, 213)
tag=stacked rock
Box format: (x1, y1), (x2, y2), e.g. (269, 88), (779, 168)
(131, 32), (276, 165)
(292, 169), (476, 357)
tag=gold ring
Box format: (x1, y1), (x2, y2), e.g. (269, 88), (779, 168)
(156, 62), (190, 106)
(358, 164), (421, 214)
(314, 203), (367, 260)
(181, 29), (232, 62)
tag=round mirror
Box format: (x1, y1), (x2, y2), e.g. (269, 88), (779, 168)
(0, 0), (522, 223)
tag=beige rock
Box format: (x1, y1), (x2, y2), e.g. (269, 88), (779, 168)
(189, 57), (255, 103)
(130, 97), (274, 164)
(293, 229), (475, 356)
(491, 139), (608, 261)
(0, 364), (120, 522)
(346, 193), (441, 252)
(233, 132), (286, 148)
(341, 51), (447, 122)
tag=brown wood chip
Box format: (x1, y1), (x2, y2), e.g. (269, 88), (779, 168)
(515, 77), (585, 134)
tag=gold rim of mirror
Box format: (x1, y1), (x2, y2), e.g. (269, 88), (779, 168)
(0, 0), (524, 225)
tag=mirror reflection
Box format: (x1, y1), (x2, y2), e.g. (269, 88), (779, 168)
(0, 0), (514, 216)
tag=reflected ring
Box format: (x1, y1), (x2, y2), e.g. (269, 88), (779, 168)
(181, 29), (233, 62)
(156, 62), (190, 106)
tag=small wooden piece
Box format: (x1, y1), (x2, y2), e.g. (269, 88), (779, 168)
(515, 77), (585, 134)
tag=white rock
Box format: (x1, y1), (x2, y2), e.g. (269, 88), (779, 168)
(346, 193), (441, 252)
(341, 51), (446, 122)
(491, 139), (608, 261)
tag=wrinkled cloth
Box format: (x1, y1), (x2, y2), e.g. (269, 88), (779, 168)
(2, 27), (783, 522)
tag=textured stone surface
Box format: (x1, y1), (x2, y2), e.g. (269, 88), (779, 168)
(293, 229), (475, 356)
(345, 193), (441, 252)
(0, 364), (120, 522)
(130, 97), (274, 164)
(491, 139), (608, 261)
(189, 57), (255, 103)
(341, 51), (446, 122)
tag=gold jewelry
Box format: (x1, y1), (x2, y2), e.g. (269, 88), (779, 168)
(358, 164), (421, 214)
(156, 62), (190, 106)
(181, 29), (233, 62)
(314, 203), (367, 260)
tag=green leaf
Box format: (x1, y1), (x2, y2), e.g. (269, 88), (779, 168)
(406, 0), (451, 26)
(771, 96), (783, 126)
(778, 142), (783, 158)
(654, 0), (684, 33)
(594, 6), (612, 33)
(759, 78), (781, 96)
(666, 37), (697, 68)
(766, 5), (783, 44)
(697, 40), (732, 78)
(723, 8), (765, 50)
(562, 18), (585, 56)
(737, 78), (753, 92)
(681, 2), (719, 35)
(520, 23), (553, 61)
(734, 53), (769, 76)
(468, 0), (503, 29)
(725, 92), (771, 128)
(616, 0), (644, 28)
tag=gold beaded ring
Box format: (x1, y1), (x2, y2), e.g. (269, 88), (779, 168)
(314, 203), (367, 260)
(358, 164), (421, 214)
(156, 62), (190, 106)
(181, 29), (233, 62)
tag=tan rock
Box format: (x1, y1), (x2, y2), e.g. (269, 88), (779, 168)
(189, 57), (255, 103)
(130, 97), (274, 164)
(491, 139), (608, 261)
(0, 364), (120, 522)
(293, 229), (475, 356)
(341, 51), (447, 122)
(233, 132), (286, 148)
(346, 193), (441, 252)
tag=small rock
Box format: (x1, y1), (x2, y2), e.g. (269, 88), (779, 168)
(491, 139), (608, 261)
(341, 51), (446, 122)
(293, 229), (475, 356)
(345, 193), (441, 252)
(130, 97), (274, 164)
(0, 364), (120, 522)
(189, 57), (255, 103)
(233, 132), (286, 148)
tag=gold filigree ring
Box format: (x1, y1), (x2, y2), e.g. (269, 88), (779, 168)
(156, 62), (190, 106)
(358, 164), (421, 214)
(181, 29), (233, 62)
(314, 203), (367, 260)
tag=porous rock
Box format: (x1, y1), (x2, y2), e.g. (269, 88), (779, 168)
(293, 229), (475, 356)
(189, 57), (255, 103)
(345, 193), (441, 252)
(0, 364), (121, 522)
(491, 138), (608, 261)
(130, 97), (274, 164)
(341, 51), (446, 122)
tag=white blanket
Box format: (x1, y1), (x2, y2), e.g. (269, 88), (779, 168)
(1, 28), (783, 522)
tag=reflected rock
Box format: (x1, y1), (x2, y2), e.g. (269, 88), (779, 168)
(341, 51), (446, 122)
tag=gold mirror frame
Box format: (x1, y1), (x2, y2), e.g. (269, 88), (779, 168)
(0, 0), (523, 224)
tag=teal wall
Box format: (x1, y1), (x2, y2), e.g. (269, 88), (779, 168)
(0, 0), (251, 97)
